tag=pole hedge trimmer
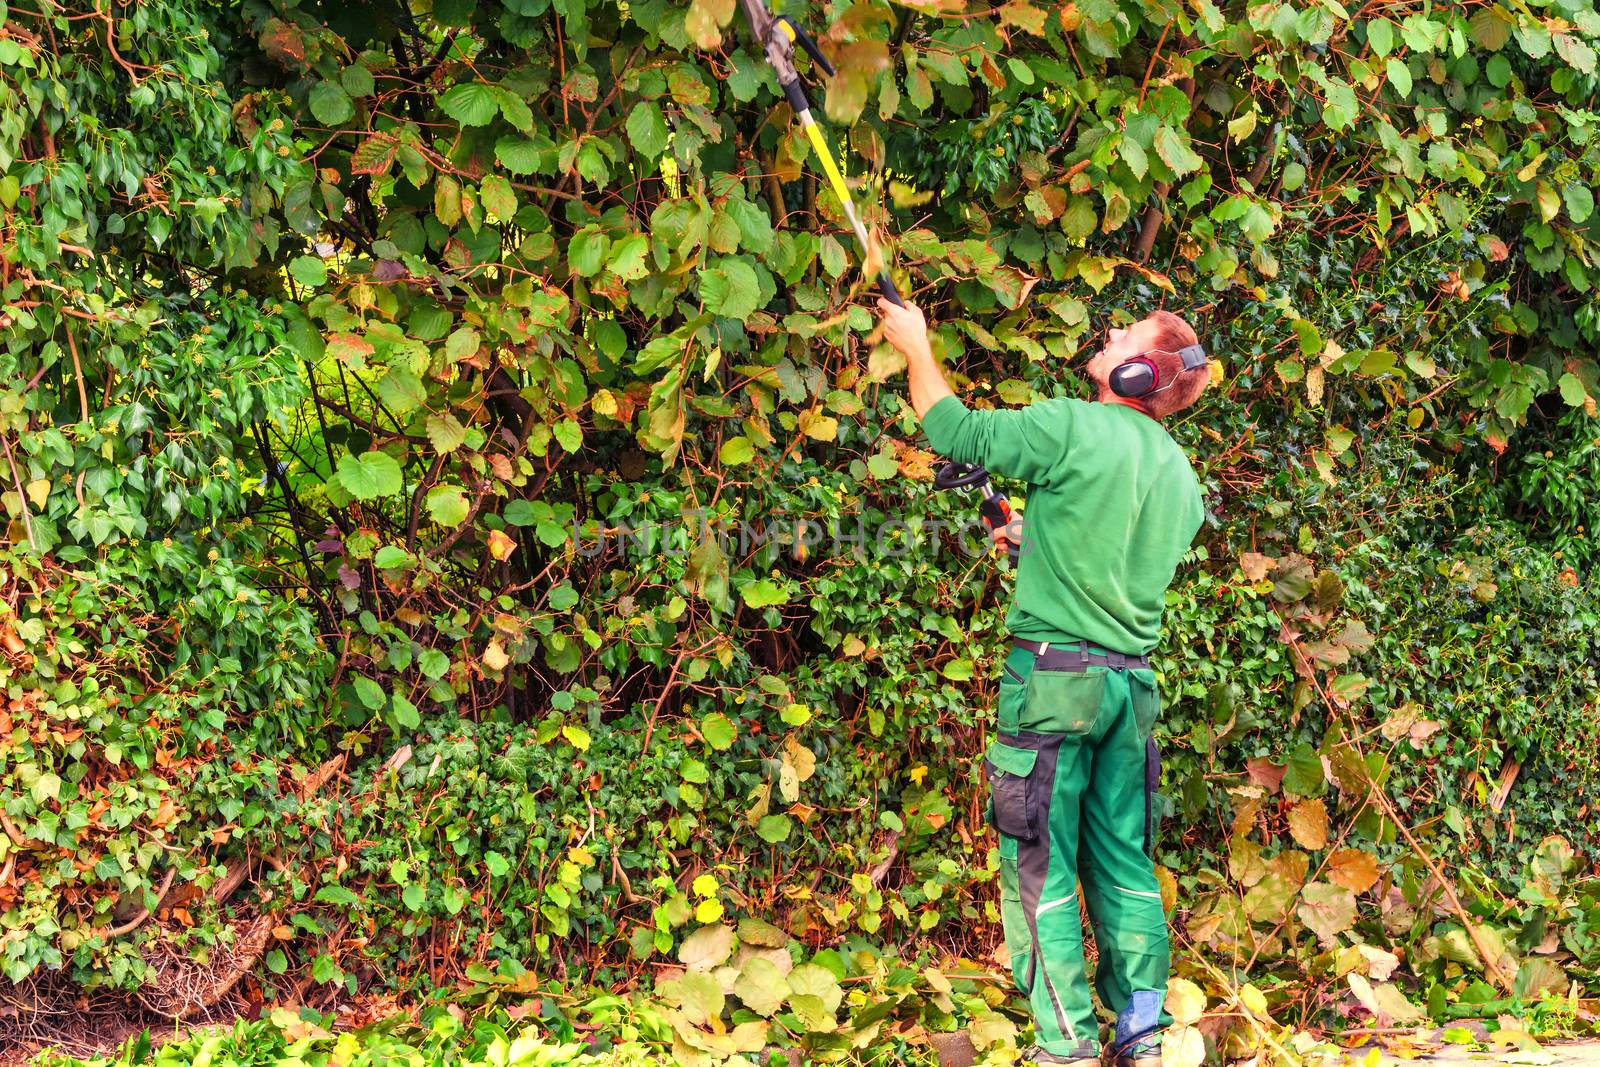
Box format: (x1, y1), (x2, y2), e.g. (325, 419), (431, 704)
(735, 1), (1067, 565)
(736, 0), (905, 307)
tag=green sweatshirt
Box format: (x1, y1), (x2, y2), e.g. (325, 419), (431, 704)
(922, 393), (1203, 655)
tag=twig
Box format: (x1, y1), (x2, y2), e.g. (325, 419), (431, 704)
(1137, 20), (1173, 108)
(104, 866), (178, 938)
(64, 324), (90, 423)
(1, 435), (37, 551)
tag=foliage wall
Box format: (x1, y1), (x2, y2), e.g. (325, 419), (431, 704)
(5, 0), (1600, 1052)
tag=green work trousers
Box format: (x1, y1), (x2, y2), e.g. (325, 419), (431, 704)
(984, 643), (1172, 1058)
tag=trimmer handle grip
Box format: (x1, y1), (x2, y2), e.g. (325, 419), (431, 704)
(979, 495), (1021, 565)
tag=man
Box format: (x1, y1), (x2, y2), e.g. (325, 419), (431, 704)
(878, 297), (1209, 1067)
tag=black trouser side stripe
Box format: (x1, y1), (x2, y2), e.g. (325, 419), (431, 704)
(1143, 737), (1160, 859)
(1013, 733), (1066, 1036)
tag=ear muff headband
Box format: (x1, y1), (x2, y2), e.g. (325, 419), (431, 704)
(1108, 342), (1209, 398)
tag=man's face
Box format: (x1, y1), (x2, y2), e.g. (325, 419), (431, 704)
(1086, 316), (1164, 393)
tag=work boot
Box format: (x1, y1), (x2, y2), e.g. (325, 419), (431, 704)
(1106, 1033), (1161, 1067)
(1018, 1043), (1101, 1064)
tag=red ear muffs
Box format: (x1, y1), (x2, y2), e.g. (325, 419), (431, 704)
(1109, 356), (1160, 398)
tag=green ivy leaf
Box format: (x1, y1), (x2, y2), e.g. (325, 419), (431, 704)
(1385, 57), (1413, 97)
(942, 658), (974, 681)
(701, 712), (737, 750)
(289, 255), (327, 286)
(700, 258), (761, 319)
(337, 450), (404, 500)
(439, 82), (501, 126)
(492, 86), (535, 131)
(606, 233), (650, 280)
(626, 101), (670, 158)
(31, 773), (60, 803)
(353, 674), (387, 710)
(719, 436), (755, 464)
(426, 485), (470, 527)
(756, 813), (792, 843)
(739, 578), (789, 608)
(375, 369), (426, 413)
(480, 175), (517, 222)
(1559, 372), (1587, 406)
(373, 545), (411, 569)
(1367, 18), (1394, 56)
(315, 884), (361, 908)
(552, 419), (583, 453)
(1563, 182), (1594, 223)
(308, 80), (354, 125)
(427, 413), (467, 453)
(1282, 743), (1327, 798)
(496, 136), (548, 175)
(1153, 126), (1203, 175)
(311, 955), (342, 984)
(569, 228), (611, 277)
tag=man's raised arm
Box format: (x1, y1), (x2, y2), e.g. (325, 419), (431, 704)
(879, 299), (954, 418)
(879, 298), (1075, 488)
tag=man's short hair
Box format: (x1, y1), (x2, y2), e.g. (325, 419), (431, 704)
(1137, 309), (1208, 419)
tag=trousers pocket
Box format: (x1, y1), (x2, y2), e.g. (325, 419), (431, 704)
(1128, 668), (1160, 741)
(1021, 667), (1104, 734)
(984, 739), (1042, 840)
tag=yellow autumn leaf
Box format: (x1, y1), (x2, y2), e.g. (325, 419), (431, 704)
(695, 898), (725, 923)
(1165, 977), (1206, 1026)
(487, 529), (516, 561)
(692, 873), (719, 899)
(1162, 1024), (1205, 1067)
(1238, 982), (1268, 1016)
(483, 639), (509, 671)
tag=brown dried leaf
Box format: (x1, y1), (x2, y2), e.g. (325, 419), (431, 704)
(1246, 758), (1285, 795)
(1286, 798), (1329, 851)
(1327, 848), (1381, 894)
(1239, 552), (1277, 581)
